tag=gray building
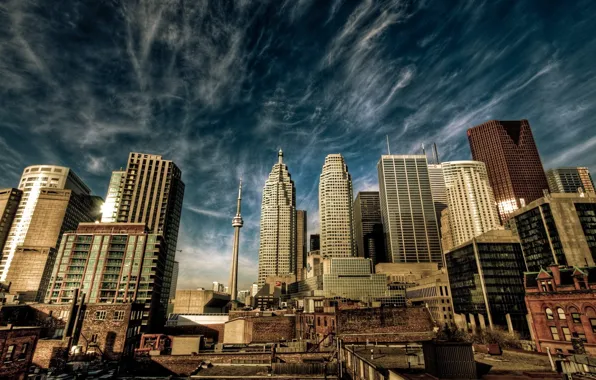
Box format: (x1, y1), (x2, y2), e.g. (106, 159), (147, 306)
(507, 192), (596, 272)
(353, 191), (387, 264)
(428, 164), (447, 235)
(546, 167), (595, 194)
(296, 210), (307, 281)
(378, 155), (442, 265)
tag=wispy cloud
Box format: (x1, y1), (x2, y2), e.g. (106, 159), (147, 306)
(185, 206), (229, 219)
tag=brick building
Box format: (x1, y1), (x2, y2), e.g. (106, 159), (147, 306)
(0, 325), (40, 380)
(224, 314), (296, 344)
(525, 265), (596, 355)
(296, 306), (437, 346)
(0, 301), (143, 367)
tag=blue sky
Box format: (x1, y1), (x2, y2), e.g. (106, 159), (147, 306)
(1, 0), (595, 291)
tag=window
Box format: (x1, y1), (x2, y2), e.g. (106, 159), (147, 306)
(114, 310), (125, 321)
(550, 327), (560, 340)
(546, 308), (554, 320)
(572, 313), (581, 324)
(562, 327), (572, 341)
(95, 310), (107, 320)
(590, 319), (596, 333)
(577, 333), (587, 342)
(5, 345), (15, 362)
(557, 308), (566, 320)
(19, 343), (29, 360)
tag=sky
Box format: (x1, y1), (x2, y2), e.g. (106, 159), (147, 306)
(1, 0), (596, 292)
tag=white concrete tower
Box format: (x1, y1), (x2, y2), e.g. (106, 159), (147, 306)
(229, 180), (243, 302)
(442, 161), (501, 249)
(257, 150), (296, 286)
(319, 154), (355, 257)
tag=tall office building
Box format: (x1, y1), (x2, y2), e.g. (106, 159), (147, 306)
(428, 164), (447, 234)
(0, 165), (98, 281)
(442, 161), (501, 250)
(468, 120), (549, 221)
(113, 152), (185, 308)
(101, 170), (126, 222)
(546, 167), (595, 194)
(353, 191), (387, 264)
(296, 210), (307, 281)
(310, 234), (320, 251)
(319, 154), (355, 257)
(257, 150), (296, 286)
(0, 188), (22, 252)
(170, 261), (179, 300)
(378, 155), (442, 265)
(45, 223), (167, 330)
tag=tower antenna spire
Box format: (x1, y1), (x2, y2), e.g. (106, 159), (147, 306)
(229, 179), (244, 308)
(386, 135), (391, 155)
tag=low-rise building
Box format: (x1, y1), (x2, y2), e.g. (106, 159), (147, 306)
(525, 265), (596, 356)
(173, 289), (230, 314)
(0, 301), (144, 367)
(406, 269), (454, 327)
(0, 325), (40, 380)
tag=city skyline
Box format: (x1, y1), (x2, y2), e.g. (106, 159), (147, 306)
(1, 1), (596, 291)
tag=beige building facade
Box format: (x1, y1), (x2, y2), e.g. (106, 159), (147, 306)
(319, 154), (355, 257)
(0, 188), (21, 253)
(5, 247), (56, 302)
(257, 150), (296, 286)
(442, 161), (501, 250)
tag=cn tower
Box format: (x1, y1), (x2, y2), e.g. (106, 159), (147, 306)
(229, 180), (243, 304)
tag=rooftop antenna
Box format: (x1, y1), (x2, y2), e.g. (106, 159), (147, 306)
(386, 135), (391, 155)
(421, 143), (426, 157)
(432, 143), (440, 164)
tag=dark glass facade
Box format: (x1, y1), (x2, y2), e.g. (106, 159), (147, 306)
(576, 203), (596, 262)
(514, 204), (565, 271)
(446, 240), (528, 336)
(468, 120), (549, 222)
(353, 192), (387, 264)
(310, 234), (320, 251)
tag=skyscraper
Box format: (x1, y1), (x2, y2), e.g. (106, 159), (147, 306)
(310, 234), (320, 251)
(546, 167), (595, 194)
(0, 188), (22, 252)
(257, 150), (296, 286)
(353, 191), (387, 264)
(442, 161), (501, 250)
(428, 164), (447, 234)
(101, 170), (125, 222)
(113, 152), (185, 308)
(0, 165), (97, 281)
(378, 155), (442, 265)
(170, 261), (179, 300)
(468, 120), (549, 221)
(319, 154), (355, 257)
(296, 210), (307, 281)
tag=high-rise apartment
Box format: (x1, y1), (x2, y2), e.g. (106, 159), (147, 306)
(113, 153), (185, 308)
(353, 191), (387, 264)
(546, 167), (595, 194)
(468, 120), (549, 221)
(257, 150), (296, 286)
(296, 210), (307, 281)
(0, 165), (98, 281)
(378, 155), (442, 265)
(0, 188), (22, 252)
(101, 170), (126, 222)
(319, 154), (355, 257)
(442, 161), (501, 250)
(45, 223), (168, 330)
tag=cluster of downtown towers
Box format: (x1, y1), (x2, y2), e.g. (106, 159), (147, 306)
(256, 119), (595, 288)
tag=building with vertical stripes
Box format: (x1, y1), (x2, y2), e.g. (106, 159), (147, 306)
(257, 150), (296, 286)
(319, 154), (355, 258)
(442, 161), (501, 251)
(112, 152), (185, 308)
(377, 155), (442, 265)
(547, 167), (595, 194)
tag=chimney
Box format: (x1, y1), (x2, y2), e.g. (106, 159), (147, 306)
(548, 265), (561, 286)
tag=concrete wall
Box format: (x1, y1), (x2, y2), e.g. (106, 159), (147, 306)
(223, 319), (247, 344)
(171, 336), (202, 355)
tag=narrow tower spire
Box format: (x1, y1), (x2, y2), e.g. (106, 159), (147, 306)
(386, 136), (391, 155)
(229, 180), (244, 306)
(278, 149), (284, 164)
(432, 143), (440, 164)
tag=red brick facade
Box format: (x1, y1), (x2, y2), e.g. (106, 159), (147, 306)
(525, 265), (596, 355)
(0, 326), (40, 380)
